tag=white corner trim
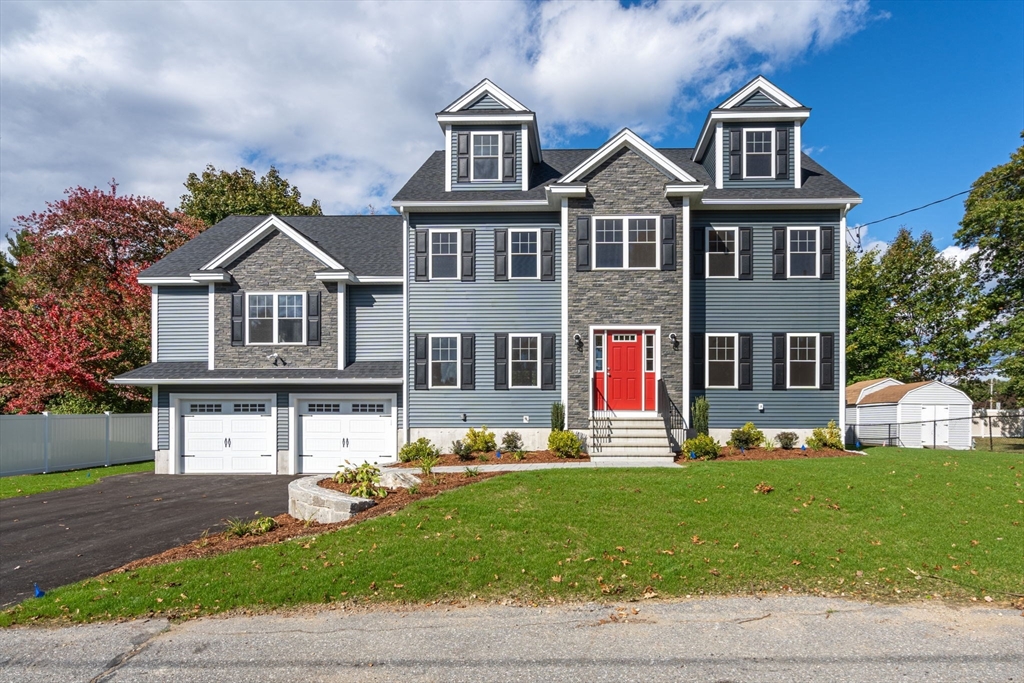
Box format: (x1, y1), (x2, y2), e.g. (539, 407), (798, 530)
(444, 124), (453, 193)
(443, 78), (530, 113)
(839, 203), (849, 439)
(207, 284), (215, 371)
(201, 215), (345, 271)
(718, 76), (803, 109)
(559, 129), (698, 184)
(402, 210), (410, 445)
(521, 123), (529, 192)
(681, 198), (691, 426)
(338, 283), (347, 370)
(794, 121), (802, 189)
(560, 198), (569, 426)
(715, 123), (724, 189)
(151, 286), (159, 363)
(151, 384), (159, 451)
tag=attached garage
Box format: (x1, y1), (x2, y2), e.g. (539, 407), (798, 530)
(180, 398), (276, 473)
(296, 396), (396, 473)
(846, 378), (973, 450)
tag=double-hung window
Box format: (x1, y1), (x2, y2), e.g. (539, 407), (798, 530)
(788, 334), (818, 388)
(430, 335), (459, 388)
(707, 227), (737, 278)
(509, 334), (539, 388)
(743, 129), (774, 178)
(594, 216), (658, 269)
(788, 227), (818, 277)
(430, 230), (459, 279)
(510, 229), (538, 278)
(706, 334), (737, 388)
(471, 133), (500, 182)
(247, 293), (304, 344)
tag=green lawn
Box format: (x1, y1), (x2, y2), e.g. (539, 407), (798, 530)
(974, 437), (1024, 454)
(3, 447), (1021, 626)
(0, 461), (154, 500)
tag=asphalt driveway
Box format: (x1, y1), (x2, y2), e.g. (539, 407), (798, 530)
(0, 472), (302, 608)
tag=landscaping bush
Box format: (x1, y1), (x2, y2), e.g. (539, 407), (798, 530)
(501, 430), (523, 452)
(728, 422), (764, 449)
(418, 454), (440, 477)
(775, 431), (799, 450)
(465, 426), (497, 453)
(761, 434), (775, 451)
(550, 401), (565, 431)
(806, 420), (844, 450)
(548, 429), (582, 458)
(334, 461), (387, 499)
(682, 433), (722, 460)
(692, 396), (709, 436)
(399, 437), (439, 463)
(225, 513), (278, 537)
(451, 439), (473, 461)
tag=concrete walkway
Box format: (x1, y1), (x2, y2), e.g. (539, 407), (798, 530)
(391, 460), (684, 473)
(1, 597), (1020, 682)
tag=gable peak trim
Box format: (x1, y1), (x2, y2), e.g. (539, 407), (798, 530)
(200, 215), (345, 272)
(442, 78), (530, 113)
(557, 128), (698, 184)
(717, 75), (803, 110)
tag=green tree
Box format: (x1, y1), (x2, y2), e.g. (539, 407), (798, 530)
(845, 245), (902, 382)
(955, 134), (1023, 397)
(179, 165), (322, 226)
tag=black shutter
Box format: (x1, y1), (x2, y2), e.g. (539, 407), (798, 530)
(502, 131), (516, 182)
(541, 229), (555, 281)
(494, 333), (508, 390)
(691, 227), (705, 279)
(415, 229), (429, 281)
(461, 333), (475, 390)
(820, 332), (835, 390)
(739, 227), (753, 280)
(231, 292), (245, 346)
(820, 226), (835, 280)
(772, 333), (786, 390)
(457, 132), (469, 182)
(414, 334), (428, 390)
(772, 227), (787, 280)
(738, 333), (753, 390)
(776, 128), (789, 180)
(461, 229), (475, 282)
(306, 290), (321, 346)
(660, 215), (676, 271)
(576, 216), (591, 271)
(691, 332), (705, 390)
(541, 333), (556, 390)
(729, 129), (742, 180)
(494, 228), (508, 281)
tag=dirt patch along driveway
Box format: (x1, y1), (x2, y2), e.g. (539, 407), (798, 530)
(0, 472), (301, 608)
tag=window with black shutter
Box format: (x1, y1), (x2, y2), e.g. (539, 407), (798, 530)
(456, 132), (469, 182)
(691, 332), (705, 390)
(541, 333), (556, 390)
(772, 227), (787, 280)
(576, 216), (591, 271)
(306, 291), (321, 346)
(738, 227), (753, 280)
(541, 229), (555, 281)
(414, 230), (429, 282)
(461, 333), (475, 390)
(775, 128), (789, 180)
(461, 229), (476, 282)
(772, 333), (786, 390)
(738, 333), (753, 390)
(691, 227), (705, 279)
(820, 226), (835, 280)
(231, 291), (245, 346)
(820, 332), (835, 390)
(414, 334), (428, 390)
(502, 131), (516, 182)
(494, 333), (508, 390)
(660, 215), (676, 271)
(729, 129), (742, 180)
(494, 229), (508, 281)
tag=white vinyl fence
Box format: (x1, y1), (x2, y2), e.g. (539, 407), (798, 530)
(0, 412), (152, 477)
(972, 409), (1024, 439)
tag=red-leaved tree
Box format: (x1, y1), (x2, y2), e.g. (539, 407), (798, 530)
(0, 182), (205, 413)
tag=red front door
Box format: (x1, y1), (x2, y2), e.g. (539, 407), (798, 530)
(606, 332), (643, 411)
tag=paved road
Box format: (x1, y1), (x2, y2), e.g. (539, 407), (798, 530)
(1, 597), (1020, 682)
(0, 473), (300, 608)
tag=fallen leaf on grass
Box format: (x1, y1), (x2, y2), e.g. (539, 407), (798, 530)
(551, 575), (562, 583)
(708, 568), (720, 576)
(792, 560), (801, 565)
(660, 549), (675, 555)
(691, 535), (704, 545)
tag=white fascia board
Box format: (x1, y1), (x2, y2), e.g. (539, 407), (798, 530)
(138, 277), (209, 286)
(694, 110), (811, 160)
(201, 215), (344, 271)
(391, 199), (554, 211)
(665, 184), (708, 197)
(436, 113), (535, 125)
(188, 271), (231, 283)
(718, 76), (803, 109)
(546, 185), (587, 198)
(443, 79), (529, 113)
(560, 129), (698, 184)
(109, 377), (401, 386)
(314, 271), (357, 282)
(698, 198), (863, 207)
(354, 276), (404, 284)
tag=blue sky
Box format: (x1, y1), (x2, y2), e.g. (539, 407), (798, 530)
(1, 1), (1021, 259)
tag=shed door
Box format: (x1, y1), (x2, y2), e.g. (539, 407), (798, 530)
(181, 401), (274, 473)
(298, 399), (395, 473)
(921, 405), (950, 448)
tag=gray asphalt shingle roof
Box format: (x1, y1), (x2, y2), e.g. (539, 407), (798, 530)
(139, 214), (403, 279)
(112, 361), (402, 383)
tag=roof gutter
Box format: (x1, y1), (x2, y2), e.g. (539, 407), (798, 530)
(108, 377), (402, 386)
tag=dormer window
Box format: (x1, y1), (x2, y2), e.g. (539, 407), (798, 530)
(744, 129), (774, 178)
(471, 133), (500, 181)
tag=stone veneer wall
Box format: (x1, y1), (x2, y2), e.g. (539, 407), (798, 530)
(214, 230), (338, 369)
(566, 148), (685, 430)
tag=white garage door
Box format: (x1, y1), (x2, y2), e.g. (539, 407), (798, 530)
(181, 400), (275, 474)
(298, 399), (395, 473)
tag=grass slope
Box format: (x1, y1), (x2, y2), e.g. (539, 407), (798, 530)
(3, 448), (1020, 625)
(0, 461), (154, 500)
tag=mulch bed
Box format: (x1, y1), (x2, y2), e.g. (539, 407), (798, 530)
(391, 449), (589, 468)
(106, 472), (503, 574)
(677, 446), (861, 462)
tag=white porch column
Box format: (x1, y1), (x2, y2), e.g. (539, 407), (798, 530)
(681, 197), (691, 426)
(338, 283), (347, 370)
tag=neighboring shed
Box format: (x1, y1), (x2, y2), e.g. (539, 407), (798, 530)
(845, 378), (973, 450)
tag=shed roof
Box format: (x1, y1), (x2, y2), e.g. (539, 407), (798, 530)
(858, 381), (933, 405)
(845, 378), (890, 406)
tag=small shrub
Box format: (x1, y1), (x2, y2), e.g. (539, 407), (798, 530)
(728, 422), (765, 449)
(465, 426), (497, 453)
(550, 401), (565, 431)
(399, 437), (439, 463)
(692, 396), (709, 436)
(775, 431), (799, 450)
(335, 461), (388, 499)
(477, 452), (491, 462)
(225, 513), (278, 537)
(408, 484), (420, 495)
(548, 429), (582, 459)
(463, 466), (480, 478)
(451, 439), (473, 461)
(806, 420), (844, 450)
(682, 433), (721, 460)
(419, 454), (440, 476)
(501, 430), (523, 452)
(511, 449), (526, 462)
(761, 434), (775, 451)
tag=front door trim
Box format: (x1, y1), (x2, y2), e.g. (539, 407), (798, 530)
(589, 325), (660, 417)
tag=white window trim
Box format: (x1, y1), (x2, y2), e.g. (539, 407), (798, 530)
(705, 333), (739, 389)
(786, 226), (820, 279)
(742, 127), (775, 179)
(705, 226), (739, 279)
(428, 333), (460, 390)
(592, 215), (660, 271)
(509, 228), (541, 280)
(428, 228), (461, 281)
(508, 333), (542, 389)
(245, 292), (306, 346)
(469, 131), (502, 183)
(786, 332), (820, 389)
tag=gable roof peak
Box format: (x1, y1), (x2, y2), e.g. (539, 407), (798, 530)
(716, 75), (803, 110)
(441, 78), (531, 113)
(557, 128), (702, 185)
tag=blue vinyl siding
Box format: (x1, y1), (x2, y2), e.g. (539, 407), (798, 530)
(701, 133), (718, 184)
(722, 123), (795, 189)
(451, 125), (521, 190)
(156, 287), (208, 362)
(466, 93), (505, 110)
(409, 213), (561, 428)
(347, 285), (403, 364)
(277, 392), (289, 451)
(690, 210), (841, 429)
(736, 91), (783, 108)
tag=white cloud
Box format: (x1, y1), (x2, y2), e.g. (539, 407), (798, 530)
(0, 0), (870, 237)
(940, 244), (978, 264)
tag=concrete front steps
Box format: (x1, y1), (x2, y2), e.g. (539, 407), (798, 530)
(589, 416), (676, 463)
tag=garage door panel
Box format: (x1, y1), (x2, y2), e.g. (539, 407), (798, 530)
(181, 400), (274, 474)
(186, 437), (226, 453)
(298, 399), (395, 473)
(187, 419), (225, 434)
